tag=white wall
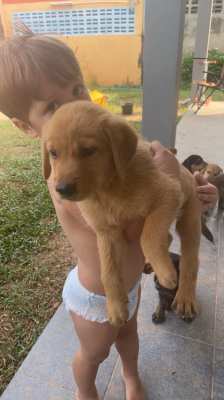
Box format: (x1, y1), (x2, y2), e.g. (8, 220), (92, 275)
(183, 14), (224, 53)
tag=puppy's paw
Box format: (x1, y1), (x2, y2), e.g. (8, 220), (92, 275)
(172, 289), (198, 322)
(157, 268), (177, 290)
(143, 263), (153, 274)
(107, 299), (129, 327)
(152, 311), (166, 324)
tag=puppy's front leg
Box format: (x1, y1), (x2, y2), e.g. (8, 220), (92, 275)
(97, 229), (129, 327)
(141, 207), (178, 289)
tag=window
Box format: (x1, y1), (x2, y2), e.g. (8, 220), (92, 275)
(186, 0), (223, 14)
(13, 7), (136, 36)
(190, 0), (198, 14)
(213, 0), (223, 13)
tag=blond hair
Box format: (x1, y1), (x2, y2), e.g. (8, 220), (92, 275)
(0, 34), (82, 120)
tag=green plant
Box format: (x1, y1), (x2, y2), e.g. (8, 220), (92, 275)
(181, 49), (224, 87)
(181, 54), (194, 87)
(207, 49), (224, 82)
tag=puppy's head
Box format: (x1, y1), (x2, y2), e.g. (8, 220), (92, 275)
(42, 101), (138, 201)
(203, 163), (223, 179)
(182, 154), (207, 174)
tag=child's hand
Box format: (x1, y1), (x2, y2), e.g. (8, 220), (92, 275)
(194, 172), (219, 212)
(151, 140), (180, 178)
(151, 141), (218, 211)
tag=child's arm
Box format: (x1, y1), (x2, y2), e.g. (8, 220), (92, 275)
(151, 141), (218, 211)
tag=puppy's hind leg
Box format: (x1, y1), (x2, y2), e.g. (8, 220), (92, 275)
(173, 197), (201, 322)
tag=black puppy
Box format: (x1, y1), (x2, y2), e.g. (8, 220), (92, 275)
(151, 253), (194, 324)
(182, 154), (206, 174)
(143, 253), (195, 324)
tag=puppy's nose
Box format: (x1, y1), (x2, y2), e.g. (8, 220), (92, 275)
(56, 182), (76, 197)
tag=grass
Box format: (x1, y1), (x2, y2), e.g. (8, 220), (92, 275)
(179, 86), (224, 102)
(0, 122), (73, 394)
(0, 129), (56, 267)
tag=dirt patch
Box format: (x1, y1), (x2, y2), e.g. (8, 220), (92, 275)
(0, 145), (35, 158)
(37, 230), (76, 268)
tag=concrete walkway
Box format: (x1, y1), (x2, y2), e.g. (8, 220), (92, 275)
(176, 102), (224, 168)
(1, 103), (224, 400)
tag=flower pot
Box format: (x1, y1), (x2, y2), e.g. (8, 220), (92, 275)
(121, 102), (133, 115)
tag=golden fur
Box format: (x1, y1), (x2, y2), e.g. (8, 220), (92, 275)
(203, 163), (223, 179)
(42, 101), (201, 327)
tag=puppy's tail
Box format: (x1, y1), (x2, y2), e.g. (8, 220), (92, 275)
(201, 217), (214, 243)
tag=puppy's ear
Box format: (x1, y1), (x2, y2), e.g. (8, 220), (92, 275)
(103, 116), (138, 180)
(41, 139), (51, 180)
(217, 165), (223, 175)
(169, 147), (177, 155)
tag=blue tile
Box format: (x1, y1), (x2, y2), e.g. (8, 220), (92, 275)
(105, 330), (213, 400)
(214, 348), (224, 385)
(215, 215), (224, 349)
(139, 271), (216, 344)
(0, 371), (73, 400)
(214, 382), (224, 400)
(138, 229), (218, 344)
(213, 348), (224, 400)
(215, 283), (224, 349)
(0, 305), (118, 399)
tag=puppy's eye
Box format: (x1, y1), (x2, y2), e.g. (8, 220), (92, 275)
(49, 149), (58, 159)
(73, 84), (84, 97)
(79, 146), (97, 157)
(45, 101), (58, 114)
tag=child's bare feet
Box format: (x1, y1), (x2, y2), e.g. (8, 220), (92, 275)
(75, 389), (100, 400)
(123, 374), (145, 400)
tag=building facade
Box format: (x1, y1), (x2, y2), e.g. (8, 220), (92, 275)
(0, 0), (143, 85)
(184, 0), (224, 52)
(0, 0), (224, 85)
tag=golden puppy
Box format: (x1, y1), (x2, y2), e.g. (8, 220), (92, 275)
(209, 173), (224, 210)
(203, 163), (223, 180)
(42, 101), (201, 327)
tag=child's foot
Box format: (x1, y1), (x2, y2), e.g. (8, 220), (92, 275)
(123, 374), (145, 400)
(75, 390), (100, 400)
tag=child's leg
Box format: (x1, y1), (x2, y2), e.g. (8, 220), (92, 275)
(70, 311), (119, 400)
(115, 290), (145, 400)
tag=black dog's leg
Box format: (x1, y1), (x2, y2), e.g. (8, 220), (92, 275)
(152, 302), (166, 324)
(152, 252), (180, 324)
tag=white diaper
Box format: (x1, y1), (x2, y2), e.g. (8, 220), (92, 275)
(62, 267), (141, 323)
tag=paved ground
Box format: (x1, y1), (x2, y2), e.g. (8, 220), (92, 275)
(1, 103), (224, 400)
(176, 102), (224, 169)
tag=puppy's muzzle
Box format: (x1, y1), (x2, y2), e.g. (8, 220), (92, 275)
(56, 182), (77, 198)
